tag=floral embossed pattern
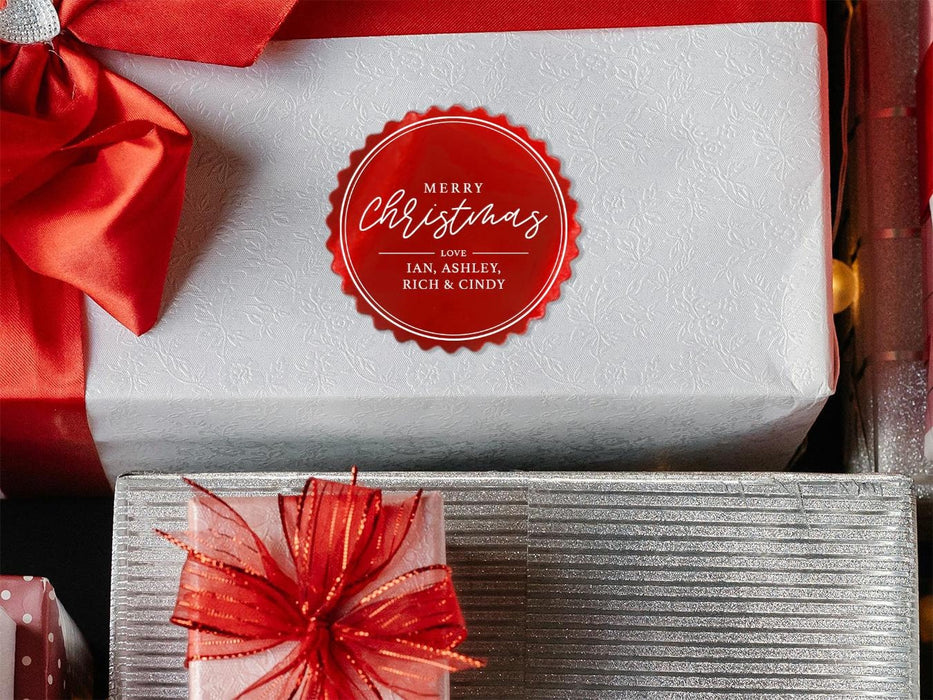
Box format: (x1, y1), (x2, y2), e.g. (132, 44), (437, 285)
(85, 24), (834, 481)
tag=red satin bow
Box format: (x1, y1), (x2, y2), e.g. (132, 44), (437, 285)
(0, 0), (297, 495)
(157, 473), (484, 698)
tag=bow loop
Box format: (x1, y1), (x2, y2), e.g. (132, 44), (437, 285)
(58, 0), (299, 66)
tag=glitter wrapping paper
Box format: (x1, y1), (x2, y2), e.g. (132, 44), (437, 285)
(0, 576), (94, 699)
(111, 471), (919, 699)
(73, 20), (836, 485)
(840, 0), (932, 519)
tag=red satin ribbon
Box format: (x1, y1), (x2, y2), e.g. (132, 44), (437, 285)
(279, 0), (826, 40)
(1, 0), (826, 496)
(158, 474), (483, 698)
(0, 0), (299, 495)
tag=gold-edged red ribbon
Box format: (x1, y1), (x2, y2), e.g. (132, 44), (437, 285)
(157, 472), (484, 698)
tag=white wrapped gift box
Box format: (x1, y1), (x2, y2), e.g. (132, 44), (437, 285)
(87, 20), (835, 483)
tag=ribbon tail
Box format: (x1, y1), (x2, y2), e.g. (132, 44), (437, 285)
(0, 243), (108, 496)
(276, 0), (826, 40)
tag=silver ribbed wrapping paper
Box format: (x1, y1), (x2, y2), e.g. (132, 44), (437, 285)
(111, 472), (918, 699)
(840, 0), (933, 517)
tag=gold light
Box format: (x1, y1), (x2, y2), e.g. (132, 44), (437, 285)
(832, 259), (857, 313)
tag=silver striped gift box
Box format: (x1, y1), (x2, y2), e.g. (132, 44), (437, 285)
(110, 472), (919, 698)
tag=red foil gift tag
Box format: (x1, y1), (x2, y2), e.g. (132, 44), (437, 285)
(327, 106), (580, 352)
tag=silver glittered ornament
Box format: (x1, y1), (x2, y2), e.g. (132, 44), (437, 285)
(0, 0), (60, 45)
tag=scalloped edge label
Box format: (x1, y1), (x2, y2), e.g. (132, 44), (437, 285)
(327, 106), (579, 352)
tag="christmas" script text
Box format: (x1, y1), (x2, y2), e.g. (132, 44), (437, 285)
(358, 188), (548, 240)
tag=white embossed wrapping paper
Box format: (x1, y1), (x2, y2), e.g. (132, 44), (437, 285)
(110, 472), (919, 698)
(86, 23), (835, 483)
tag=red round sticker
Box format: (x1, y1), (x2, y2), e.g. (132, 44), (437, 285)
(327, 106), (580, 352)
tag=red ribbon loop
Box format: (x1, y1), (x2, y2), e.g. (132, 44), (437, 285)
(158, 474), (484, 698)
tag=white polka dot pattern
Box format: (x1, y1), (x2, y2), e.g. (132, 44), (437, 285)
(0, 576), (93, 698)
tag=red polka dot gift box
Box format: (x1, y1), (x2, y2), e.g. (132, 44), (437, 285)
(0, 576), (93, 699)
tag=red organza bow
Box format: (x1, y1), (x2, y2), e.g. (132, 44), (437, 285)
(0, 0), (298, 494)
(157, 473), (484, 698)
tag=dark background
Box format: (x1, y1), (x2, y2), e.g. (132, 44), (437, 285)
(2, 499), (113, 699)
